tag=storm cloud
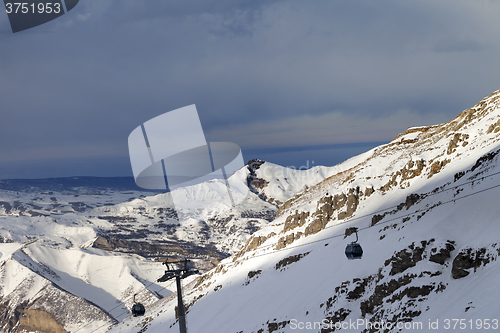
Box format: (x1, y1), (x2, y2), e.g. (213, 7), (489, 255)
(1, 0), (499, 178)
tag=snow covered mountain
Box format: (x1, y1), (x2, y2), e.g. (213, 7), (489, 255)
(0, 158), (339, 332)
(90, 159), (346, 261)
(108, 89), (500, 333)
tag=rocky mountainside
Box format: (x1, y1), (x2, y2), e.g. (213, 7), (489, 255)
(0, 159), (339, 332)
(108, 89), (500, 333)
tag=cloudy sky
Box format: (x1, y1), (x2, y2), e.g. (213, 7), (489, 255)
(1, 0), (499, 179)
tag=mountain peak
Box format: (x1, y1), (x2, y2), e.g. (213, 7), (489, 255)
(254, 88), (500, 247)
(395, 88), (500, 141)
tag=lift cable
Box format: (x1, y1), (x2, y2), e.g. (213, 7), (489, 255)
(79, 259), (196, 333)
(74, 173), (500, 333)
(226, 181), (500, 266)
(73, 279), (166, 333)
(234, 171), (500, 255)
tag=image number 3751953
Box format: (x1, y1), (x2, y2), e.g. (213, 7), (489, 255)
(3, 0), (79, 33)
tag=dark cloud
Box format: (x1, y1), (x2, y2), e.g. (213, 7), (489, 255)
(0, 0), (499, 178)
(433, 38), (486, 54)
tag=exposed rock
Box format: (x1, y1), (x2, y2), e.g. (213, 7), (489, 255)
(246, 159), (273, 204)
(487, 118), (500, 134)
(429, 241), (456, 265)
(371, 193), (421, 226)
(233, 232), (276, 260)
(404, 193), (420, 209)
(454, 170), (466, 182)
(247, 159), (265, 171)
(344, 227), (358, 239)
(346, 276), (373, 301)
(316, 195), (336, 219)
(384, 241), (431, 276)
(428, 159), (451, 178)
(371, 214), (385, 226)
(387, 285), (434, 303)
(470, 149), (500, 173)
(360, 274), (416, 316)
(332, 193), (347, 210)
(69, 201), (94, 212)
(447, 133), (469, 155)
(321, 280), (351, 311)
(244, 270), (262, 285)
(239, 210), (276, 222)
(250, 178), (269, 190)
(451, 246), (496, 279)
(247, 270), (262, 279)
(17, 309), (67, 333)
(380, 173), (400, 192)
(93, 236), (226, 271)
(0, 201), (12, 214)
(268, 320), (290, 333)
(301, 188), (361, 238)
(401, 159), (426, 182)
(418, 270), (442, 278)
(0, 277), (114, 333)
(321, 308), (351, 333)
(338, 188), (359, 220)
(275, 252), (310, 271)
(364, 187), (375, 197)
(380, 160), (426, 192)
(392, 126), (430, 141)
(283, 211), (310, 233)
(98, 215), (137, 223)
(454, 149), (500, 182)
(276, 232), (303, 250)
(304, 216), (329, 237)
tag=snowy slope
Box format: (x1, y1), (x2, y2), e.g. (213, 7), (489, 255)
(0, 240), (171, 332)
(108, 89), (500, 333)
(0, 151), (340, 332)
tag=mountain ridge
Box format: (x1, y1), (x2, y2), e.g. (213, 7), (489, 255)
(108, 88), (500, 333)
(0, 177), (155, 193)
(0, 154), (340, 332)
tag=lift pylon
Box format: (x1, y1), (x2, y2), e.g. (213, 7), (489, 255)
(158, 259), (199, 333)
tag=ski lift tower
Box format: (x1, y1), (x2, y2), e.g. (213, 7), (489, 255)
(157, 259), (199, 333)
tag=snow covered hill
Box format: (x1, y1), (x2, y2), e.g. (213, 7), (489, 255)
(90, 159), (344, 259)
(0, 156), (339, 332)
(108, 89), (500, 333)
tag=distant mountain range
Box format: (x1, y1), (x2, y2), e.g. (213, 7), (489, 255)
(0, 176), (156, 193)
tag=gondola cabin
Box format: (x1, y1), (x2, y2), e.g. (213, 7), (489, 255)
(344, 227), (363, 260)
(345, 242), (363, 259)
(131, 303), (145, 317)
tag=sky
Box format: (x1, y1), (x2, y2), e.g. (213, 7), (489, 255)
(0, 0), (499, 179)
